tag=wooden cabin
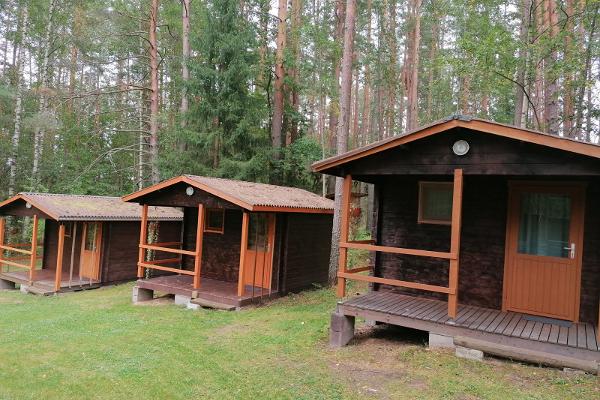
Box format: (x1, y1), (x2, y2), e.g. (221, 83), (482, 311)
(123, 175), (334, 310)
(314, 116), (600, 372)
(0, 193), (182, 295)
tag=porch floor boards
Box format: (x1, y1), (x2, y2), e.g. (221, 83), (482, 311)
(136, 274), (277, 308)
(340, 291), (600, 353)
(0, 269), (100, 294)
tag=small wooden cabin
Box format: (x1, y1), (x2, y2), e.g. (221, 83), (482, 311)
(123, 175), (334, 309)
(314, 116), (600, 372)
(0, 193), (182, 295)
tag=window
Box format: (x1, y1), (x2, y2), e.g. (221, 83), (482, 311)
(418, 182), (454, 225)
(64, 222), (73, 238)
(204, 208), (225, 233)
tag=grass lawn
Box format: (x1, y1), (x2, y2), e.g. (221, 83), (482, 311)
(0, 283), (598, 399)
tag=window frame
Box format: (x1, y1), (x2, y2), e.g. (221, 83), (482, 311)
(417, 181), (454, 226)
(204, 208), (225, 234)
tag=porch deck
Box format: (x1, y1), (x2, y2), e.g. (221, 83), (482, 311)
(337, 291), (600, 370)
(136, 274), (278, 308)
(0, 269), (100, 295)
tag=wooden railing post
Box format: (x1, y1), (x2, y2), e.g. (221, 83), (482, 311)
(238, 212), (250, 297)
(137, 205), (149, 279)
(0, 218), (5, 273)
(448, 169), (464, 318)
(54, 224), (66, 291)
(29, 215), (39, 283)
(193, 204), (205, 289)
(337, 174), (353, 298)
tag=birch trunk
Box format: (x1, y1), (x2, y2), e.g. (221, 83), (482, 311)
(514, 0), (530, 127)
(271, 0), (287, 161)
(405, 0), (421, 130)
(179, 0), (190, 151)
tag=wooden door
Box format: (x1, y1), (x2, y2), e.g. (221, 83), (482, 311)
(244, 214), (276, 289)
(504, 184), (585, 321)
(79, 222), (102, 281)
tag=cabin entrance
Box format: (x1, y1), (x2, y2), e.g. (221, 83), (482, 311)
(504, 184), (585, 322)
(243, 214), (276, 289)
(80, 222), (102, 281)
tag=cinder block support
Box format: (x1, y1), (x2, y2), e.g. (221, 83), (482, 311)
(330, 312), (355, 348)
(132, 286), (154, 303)
(0, 279), (16, 290)
(429, 332), (455, 349)
(174, 294), (192, 307)
(455, 345), (484, 361)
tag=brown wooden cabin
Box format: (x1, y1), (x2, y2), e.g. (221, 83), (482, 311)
(122, 175), (334, 310)
(314, 116), (600, 372)
(0, 193), (182, 295)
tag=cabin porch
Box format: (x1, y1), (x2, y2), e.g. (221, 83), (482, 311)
(134, 274), (278, 310)
(333, 291), (600, 373)
(0, 269), (100, 295)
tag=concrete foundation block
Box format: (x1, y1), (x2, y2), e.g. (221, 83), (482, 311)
(0, 279), (16, 290)
(455, 345), (484, 361)
(174, 294), (192, 307)
(186, 302), (201, 310)
(132, 286), (154, 303)
(429, 333), (455, 349)
(20, 284), (29, 294)
(330, 312), (355, 348)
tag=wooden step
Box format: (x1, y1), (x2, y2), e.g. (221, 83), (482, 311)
(189, 297), (237, 311)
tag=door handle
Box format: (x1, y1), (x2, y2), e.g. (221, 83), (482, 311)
(563, 243), (576, 259)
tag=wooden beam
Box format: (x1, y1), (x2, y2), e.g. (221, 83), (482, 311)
(448, 169), (464, 318)
(237, 211), (250, 297)
(137, 262), (196, 275)
(345, 266), (372, 274)
(0, 259), (31, 270)
(340, 242), (454, 260)
(54, 224), (66, 292)
(0, 218), (5, 272)
(29, 215), (39, 283)
(193, 204), (205, 289)
(337, 272), (452, 294)
(0, 245), (33, 255)
(139, 244), (196, 256)
(137, 204), (149, 279)
(337, 175), (353, 298)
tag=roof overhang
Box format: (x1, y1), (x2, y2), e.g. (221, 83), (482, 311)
(0, 194), (60, 220)
(312, 117), (600, 174)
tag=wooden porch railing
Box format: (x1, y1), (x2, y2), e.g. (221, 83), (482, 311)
(337, 169), (464, 318)
(137, 204), (205, 289)
(0, 216), (41, 283)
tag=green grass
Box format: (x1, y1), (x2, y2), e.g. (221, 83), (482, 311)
(0, 284), (597, 399)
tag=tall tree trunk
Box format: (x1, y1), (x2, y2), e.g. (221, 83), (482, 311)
(405, 0), (422, 130)
(288, 0), (302, 144)
(329, 0), (345, 148)
(148, 0), (160, 185)
(8, 8), (28, 197)
(271, 0), (287, 162)
(574, 3), (597, 138)
(31, 0), (56, 188)
(426, 14), (438, 122)
(386, 0), (398, 137)
(563, 0), (575, 136)
(329, 0), (357, 284)
(514, 0), (531, 127)
(360, 0), (372, 143)
(179, 0), (191, 151)
(543, 0), (559, 134)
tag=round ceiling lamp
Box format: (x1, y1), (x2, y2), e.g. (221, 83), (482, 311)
(452, 140), (470, 156)
(185, 186), (195, 196)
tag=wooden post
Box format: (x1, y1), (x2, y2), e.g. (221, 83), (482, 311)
(0, 218), (5, 273)
(137, 205), (149, 279)
(69, 223), (78, 287)
(448, 169), (464, 318)
(193, 204), (205, 289)
(337, 174), (353, 298)
(54, 224), (66, 292)
(29, 215), (39, 283)
(237, 212), (250, 297)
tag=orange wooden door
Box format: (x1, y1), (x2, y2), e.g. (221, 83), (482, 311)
(244, 214), (276, 289)
(504, 184), (585, 321)
(79, 222), (102, 280)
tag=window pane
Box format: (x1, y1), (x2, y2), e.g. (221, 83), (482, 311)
(85, 224), (97, 251)
(206, 209), (224, 231)
(248, 214), (268, 250)
(421, 184), (453, 222)
(518, 193), (571, 258)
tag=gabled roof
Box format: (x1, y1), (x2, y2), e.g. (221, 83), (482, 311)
(312, 115), (600, 173)
(0, 193), (183, 222)
(122, 175), (334, 214)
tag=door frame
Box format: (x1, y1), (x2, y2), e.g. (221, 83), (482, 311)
(243, 213), (276, 291)
(79, 222), (103, 281)
(501, 181), (586, 322)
